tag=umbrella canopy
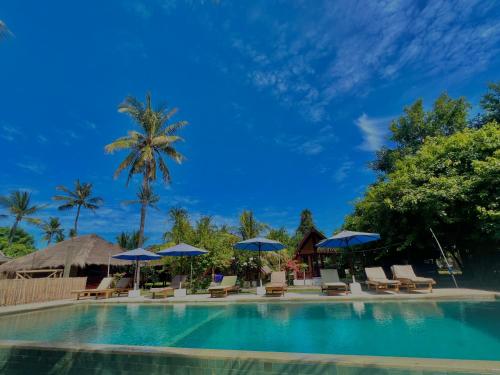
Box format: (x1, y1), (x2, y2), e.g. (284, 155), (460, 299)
(316, 230), (380, 249)
(158, 243), (208, 290)
(158, 243), (208, 257)
(234, 237), (285, 288)
(112, 248), (161, 291)
(234, 237), (285, 251)
(112, 248), (161, 261)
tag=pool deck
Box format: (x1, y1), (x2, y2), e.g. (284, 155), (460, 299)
(0, 287), (497, 315)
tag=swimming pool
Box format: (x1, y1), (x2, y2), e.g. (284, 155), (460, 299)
(0, 300), (499, 361)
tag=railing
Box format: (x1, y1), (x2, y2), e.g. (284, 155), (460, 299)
(0, 277), (87, 306)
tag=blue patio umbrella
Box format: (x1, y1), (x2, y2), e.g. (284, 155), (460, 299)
(234, 237), (285, 287)
(316, 230), (380, 281)
(112, 248), (161, 290)
(158, 243), (208, 289)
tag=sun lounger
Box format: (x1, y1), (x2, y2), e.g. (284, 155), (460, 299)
(320, 269), (348, 295)
(150, 287), (174, 299)
(265, 271), (287, 296)
(171, 275), (187, 289)
(208, 276), (240, 298)
(72, 277), (114, 300)
(365, 267), (400, 293)
(391, 265), (436, 292)
(113, 277), (132, 296)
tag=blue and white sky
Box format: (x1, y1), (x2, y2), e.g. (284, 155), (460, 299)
(1, 0), (499, 247)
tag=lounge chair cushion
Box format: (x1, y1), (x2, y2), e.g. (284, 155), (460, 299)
(392, 265), (435, 284)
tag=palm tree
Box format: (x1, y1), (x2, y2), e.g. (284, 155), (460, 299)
(40, 217), (64, 245)
(238, 210), (268, 240)
(116, 231), (142, 250)
(123, 186), (160, 239)
(0, 191), (44, 244)
(105, 92), (187, 246)
(53, 180), (103, 236)
(163, 207), (194, 244)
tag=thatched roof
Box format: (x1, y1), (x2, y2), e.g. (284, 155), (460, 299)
(0, 250), (10, 265)
(0, 234), (129, 273)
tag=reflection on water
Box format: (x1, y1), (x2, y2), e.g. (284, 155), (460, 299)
(0, 301), (498, 360)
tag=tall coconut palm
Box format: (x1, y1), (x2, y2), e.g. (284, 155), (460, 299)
(0, 191), (44, 244)
(238, 210), (268, 240)
(53, 180), (103, 236)
(40, 217), (64, 245)
(105, 93), (187, 246)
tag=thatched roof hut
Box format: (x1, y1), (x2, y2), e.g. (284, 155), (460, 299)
(0, 250), (10, 265)
(0, 234), (129, 275)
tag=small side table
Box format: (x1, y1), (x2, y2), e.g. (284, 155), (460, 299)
(174, 288), (187, 298)
(128, 290), (141, 298)
(349, 282), (362, 295)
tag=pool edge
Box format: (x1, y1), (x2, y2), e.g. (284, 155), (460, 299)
(0, 340), (498, 374)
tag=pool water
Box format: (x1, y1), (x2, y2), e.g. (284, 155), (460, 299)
(0, 301), (499, 360)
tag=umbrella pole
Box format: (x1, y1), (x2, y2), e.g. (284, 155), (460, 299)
(134, 259), (139, 290)
(190, 258), (193, 293)
(258, 245), (262, 287)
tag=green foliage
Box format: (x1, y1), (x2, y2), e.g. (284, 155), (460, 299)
(163, 208), (194, 244)
(238, 210), (268, 240)
(372, 93), (470, 173)
(345, 122), (500, 272)
(0, 191), (44, 243)
(479, 81), (500, 125)
(0, 227), (36, 258)
(295, 209), (315, 238)
(105, 92), (187, 246)
(39, 217), (64, 245)
(116, 231), (142, 250)
(53, 180), (103, 235)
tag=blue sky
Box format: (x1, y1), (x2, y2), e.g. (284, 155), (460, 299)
(1, 0), (499, 247)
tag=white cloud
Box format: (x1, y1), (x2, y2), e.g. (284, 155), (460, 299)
(274, 125), (337, 156)
(333, 160), (354, 183)
(227, 0), (500, 122)
(16, 161), (46, 174)
(0, 124), (21, 142)
(37, 134), (48, 143)
(355, 114), (391, 152)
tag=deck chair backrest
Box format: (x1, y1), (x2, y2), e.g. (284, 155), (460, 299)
(97, 277), (113, 290)
(392, 265), (416, 279)
(320, 269), (340, 283)
(270, 271), (286, 284)
(171, 275), (187, 289)
(220, 276), (237, 287)
(365, 267), (388, 281)
(115, 277), (131, 289)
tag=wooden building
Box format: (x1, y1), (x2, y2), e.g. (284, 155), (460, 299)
(294, 228), (337, 278)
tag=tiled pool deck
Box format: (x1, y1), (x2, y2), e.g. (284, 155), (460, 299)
(0, 288), (499, 374)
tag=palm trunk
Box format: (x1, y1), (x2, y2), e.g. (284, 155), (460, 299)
(138, 174), (149, 247)
(7, 218), (20, 245)
(74, 205), (81, 236)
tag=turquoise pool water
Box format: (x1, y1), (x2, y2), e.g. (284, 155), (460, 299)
(0, 301), (499, 360)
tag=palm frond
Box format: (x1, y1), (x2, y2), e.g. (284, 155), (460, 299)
(164, 120), (188, 135)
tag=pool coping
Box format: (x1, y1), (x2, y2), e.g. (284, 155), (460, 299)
(0, 340), (499, 373)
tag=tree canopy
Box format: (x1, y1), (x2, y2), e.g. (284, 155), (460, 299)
(0, 227), (36, 258)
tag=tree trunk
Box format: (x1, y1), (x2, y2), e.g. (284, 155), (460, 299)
(138, 174), (149, 248)
(7, 218), (20, 245)
(74, 205), (81, 236)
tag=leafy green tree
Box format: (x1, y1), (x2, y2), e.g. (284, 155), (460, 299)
(53, 180), (103, 236)
(238, 210), (267, 240)
(345, 122), (500, 276)
(372, 93), (470, 173)
(0, 191), (44, 244)
(105, 93), (187, 246)
(116, 231), (142, 250)
(479, 81), (500, 125)
(0, 227), (36, 258)
(295, 209), (315, 238)
(163, 207), (194, 244)
(40, 217), (64, 245)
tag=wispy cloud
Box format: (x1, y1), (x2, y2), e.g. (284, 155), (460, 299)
(227, 0), (500, 123)
(274, 124), (337, 155)
(0, 123), (21, 142)
(333, 160), (354, 183)
(16, 161), (46, 174)
(355, 114), (391, 152)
